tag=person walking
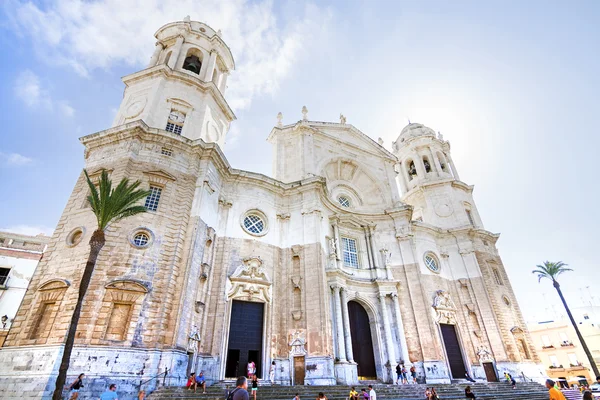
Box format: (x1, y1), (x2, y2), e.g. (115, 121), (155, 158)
(228, 376), (249, 400)
(410, 366), (417, 384)
(430, 387), (439, 400)
(464, 386), (476, 399)
(507, 373), (516, 389)
(100, 384), (119, 400)
(270, 361), (276, 384)
(546, 379), (567, 400)
(368, 385), (377, 400)
(196, 371), (206, 394)
(67, 373), (85, 399)
(396, 364), (402, 385)
(401, 365), (408, 384)
(292, 393), (300, 400)
(250, 374), (259, 400)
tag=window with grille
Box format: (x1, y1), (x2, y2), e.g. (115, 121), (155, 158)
(243, 214), (264, 235)
(341, 237), (359, 268)
(165, 110), (185, 135)
(424, 254), (440, 272)
(0, 267), (10, 286)
(161, 147), (173, 156)
(492, 268), (504, 285)
(133, 233), (150, 247)
(144, 186), (162, 211)
(338, 196), (350, 208)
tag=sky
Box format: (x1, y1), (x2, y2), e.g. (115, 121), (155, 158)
(0, 0), (599, 322)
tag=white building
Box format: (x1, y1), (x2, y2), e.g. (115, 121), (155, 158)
(0, 17), (543, 399)
(0, 231), (49, 345)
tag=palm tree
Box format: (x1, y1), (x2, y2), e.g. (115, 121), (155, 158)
(532, 261), (599, 377)
(52, 169), (150, 400)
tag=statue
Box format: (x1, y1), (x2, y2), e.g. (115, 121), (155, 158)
(277, 112), (283, 127)
(381, 248), (392, 265)
(329, 237), (337, 256)
(377, 137), (384, 146)
(477, 346), (494, 362)
(433, 290), (455, 310)
(340, 114), (346, 124)
(302, 106), (308, 121)
(437, 131), (444, 140)
(188, 324), (201, 351)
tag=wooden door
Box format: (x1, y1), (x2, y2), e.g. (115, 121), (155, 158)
(348, 301), (377, 378)
(440, 324), (467, 379)
(483, 362), (497, 382)
(294, 356), (305, 385)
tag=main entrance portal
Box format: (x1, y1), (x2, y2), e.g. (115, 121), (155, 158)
(440, 323), (466, 379)
(225, 300), (264, 378)
(348, 301), (376, 379)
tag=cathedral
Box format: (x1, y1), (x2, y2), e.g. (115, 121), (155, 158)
(0, 17), (543, 398)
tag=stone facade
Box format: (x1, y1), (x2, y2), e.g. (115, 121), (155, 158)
(0, 17), (543, 399)
(0, 231), (49, 346)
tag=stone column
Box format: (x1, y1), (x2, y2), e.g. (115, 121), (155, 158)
(446, 152), (460, 180)
(395, 163), (408, 194)
(148, 41), (164, 67)
(391, 293), (411, 365)
(429, 147), (442, 175)
(379, 293), (396, 373)
(204, 50), (218, 82)
(218, 72), (229, 93)
(332, 286), (347, 362)
(340, 288), (354, 362)
(368, 226), (380, 269)
(414, 152), (427, 178)
(168, 35), (185, 69)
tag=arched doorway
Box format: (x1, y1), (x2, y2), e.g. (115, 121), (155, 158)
(348, 301), (376, 379)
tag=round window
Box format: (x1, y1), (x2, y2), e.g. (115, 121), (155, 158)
(338, 196), (351, 208)
(66, 227), (85, 247)
(243, 214), (265, 235)
(133, 232), (149, 247)
(424, 253), (440, 272)
(503, 296), (511, 306)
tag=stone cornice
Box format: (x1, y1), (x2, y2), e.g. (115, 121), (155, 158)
(121, 65), (236, 121)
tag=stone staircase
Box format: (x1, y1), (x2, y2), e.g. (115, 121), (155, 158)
(148, 381), (552, 400)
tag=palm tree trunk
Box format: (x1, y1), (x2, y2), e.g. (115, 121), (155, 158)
(52, 229), (105, 400)
(554, 281), (599, 377)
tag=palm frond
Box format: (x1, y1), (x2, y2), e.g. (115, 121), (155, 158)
(532, 261), (572, 284)
(83, 169), (150, 231)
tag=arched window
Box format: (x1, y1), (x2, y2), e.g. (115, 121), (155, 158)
(422, 156), (432, 173)
(406, 159), (417, 181)
(492, 268), (504, 285)
(437, 151), (448, 172)
(182, 48), (203, 75)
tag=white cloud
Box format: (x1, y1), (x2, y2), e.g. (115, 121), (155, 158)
(59, 101), (75, 117)
(0, 152), (34, 166)
(0, 224), (54, 237)
(13, 69), (75, 116)
(6, 0), (331, 110)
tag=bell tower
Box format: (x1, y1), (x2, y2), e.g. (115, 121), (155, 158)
(112, 16), (236, 148)
(392, 123), (483, 229)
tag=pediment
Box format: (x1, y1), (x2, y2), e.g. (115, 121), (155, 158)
(38, 279), (70, 291)
(331, 214), (373, 229)
(144, 170), (177, 184)
(105, 279), (149, 293)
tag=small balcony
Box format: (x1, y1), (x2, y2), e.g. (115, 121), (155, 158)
(560, 341), (574, 347)
(542, 345), (555, 350)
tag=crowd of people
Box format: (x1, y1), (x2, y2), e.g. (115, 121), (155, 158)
(63, 367), (600, 400)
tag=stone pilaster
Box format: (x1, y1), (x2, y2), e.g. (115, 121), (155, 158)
(331, 285), (346, 362)
(340, 288), (354, 362)
(391, 292), (411, 366)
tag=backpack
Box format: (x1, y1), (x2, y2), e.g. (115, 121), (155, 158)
(227, 388), (240, 400)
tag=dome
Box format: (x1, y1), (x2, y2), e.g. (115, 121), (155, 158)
(397, 123), (436, 142)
